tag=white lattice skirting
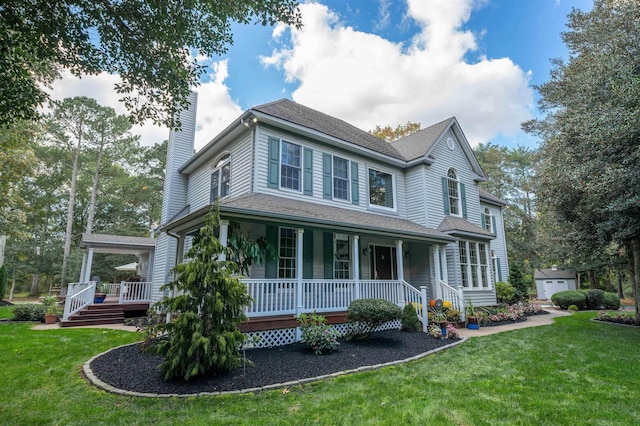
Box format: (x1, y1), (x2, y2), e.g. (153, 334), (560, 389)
(243, 319), (402, 349)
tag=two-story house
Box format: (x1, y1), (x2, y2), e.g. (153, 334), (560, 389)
(151, 93), (509, 346)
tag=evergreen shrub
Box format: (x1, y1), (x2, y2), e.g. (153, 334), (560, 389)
(551, 290), (587, 310)
(346, 298), (401, 340)
(603, 292), (621, 310)
(495, 281), (515, 304)
(401, 303), (420, 332)
(584, 289), (605, 310)
(12, 304), (46, 321)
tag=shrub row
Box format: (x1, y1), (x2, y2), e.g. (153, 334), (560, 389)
(551, 290), (620, 310)
(12, 304), (46, 322)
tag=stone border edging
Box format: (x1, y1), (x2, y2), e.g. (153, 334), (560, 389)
(83, 337), (468, 398)
(590, 318), (640, 328)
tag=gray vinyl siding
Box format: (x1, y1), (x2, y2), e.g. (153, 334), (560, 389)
(186, 133), (253, 211)
(481, 201), (509, 284)
(406, 242), (431, 292)
(254, 125), (408, 219)
(405, 165), (429, 226)
(465, 290), (497, 306)
(424, 129), (481, 229)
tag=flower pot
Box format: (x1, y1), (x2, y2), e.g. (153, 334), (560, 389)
(44, 314), (58, 324)
(94, 293), (107, 303)
(467, 316), (479, 330)
(438, 321), (447, 337)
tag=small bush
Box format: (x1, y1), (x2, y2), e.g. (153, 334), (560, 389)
(585, 289), (605, 310)
(551, 290), (587, 310)
(401, 304), (420, 332)
(603, 292), (621, 310)
(446, 309), (462, 322)
(12, 304), (46, 322)
(346, 298), (402, 340)
(568, 305), (579, 312)
(298, 312), (340, 354)
(495, 281), (515, 304)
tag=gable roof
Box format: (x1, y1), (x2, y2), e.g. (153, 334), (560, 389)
(390, 117), (453, 161)
(479, 189), (507, 206)
(252, 99), (404, 160)
(437, 216), (495, 239)
(534, 269), (576, 280)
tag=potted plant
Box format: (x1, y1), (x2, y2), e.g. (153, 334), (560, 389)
(429, 299), (448, 337)
(466, 298), (479, 330)
(94, 284), (108, 303)
(42, 296), (62, 324)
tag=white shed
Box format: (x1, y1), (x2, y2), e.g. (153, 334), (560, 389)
(534, 266), (577, 300)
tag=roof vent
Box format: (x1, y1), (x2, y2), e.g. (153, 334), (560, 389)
(551, 264), (558, 271)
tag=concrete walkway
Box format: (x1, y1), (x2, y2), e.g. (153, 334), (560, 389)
(456, 308), (572, 338)
(31, 322), (138, 332)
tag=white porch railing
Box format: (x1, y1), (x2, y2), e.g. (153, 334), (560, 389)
(63, 281), (96, 320)
(241, 279), (427, 321)
(62, 281), (152, 320)
(436, 279), (465, 320)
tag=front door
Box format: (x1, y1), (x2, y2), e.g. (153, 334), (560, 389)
(370, 245), (397, 280)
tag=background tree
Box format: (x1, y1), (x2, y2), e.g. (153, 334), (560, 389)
(370, 122), (421, 142)
(0, 1), (301, 128)
(524, 0), (640, 314)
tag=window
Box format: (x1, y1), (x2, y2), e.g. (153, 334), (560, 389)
(447, 168), (460, 215)
(491, 250), (498, 283)
(333, 156), (350, 201)
(459, 240), (491, 289)
(281, 141), (301, 191)
(334, 234), (350, 279)
(210, 154), (230, 202)
(278, 228), (297, 278)
(484, 208), (492, 232)
(369, 168), (394, 208)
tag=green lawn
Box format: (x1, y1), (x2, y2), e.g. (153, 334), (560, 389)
(0, 312), (638, 425)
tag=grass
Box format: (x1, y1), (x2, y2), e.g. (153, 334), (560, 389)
(0, 312), (638, 425)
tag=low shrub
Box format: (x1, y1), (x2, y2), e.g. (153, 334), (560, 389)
(585, 289), (605, 310)
(298, 312), (340, 355)
(597, 311), (639, 326)
(603, 292), (621, 310)
(551, 290), (587, 310)
(495, 281), (515, 304)
(568, 305), (579, 312)
(12, 304), (46, 322)
(523, 304), (544, 315)
(446, 309), (462, 323)
(346, 298), (402, 340)
(401, 304), (420, 332)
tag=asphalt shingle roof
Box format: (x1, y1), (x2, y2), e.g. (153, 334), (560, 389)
(219, 193), (454, 242)
(252, 99), (404, 160)
(437, 216), (495, 238)
(534, 269), (576, 280)
(390, 118), (453, 161)
(479, 189), (507, 206)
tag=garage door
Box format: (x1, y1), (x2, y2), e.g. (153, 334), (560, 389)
(545, 280), (569, 299)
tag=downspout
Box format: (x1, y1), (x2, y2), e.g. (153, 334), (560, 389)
(164, 230), (183, 323)
(241, 114), (258, 193)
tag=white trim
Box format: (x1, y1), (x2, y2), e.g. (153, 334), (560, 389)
(331, 154), (351, 202)
(279, 140), (303, 193)
(367, 166), (397, 212)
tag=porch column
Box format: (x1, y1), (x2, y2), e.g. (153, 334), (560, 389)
(79, 251), (88, 283)
(395, 240), (404, 282)
(420, 286), (429, 333)
(83, 248), (94, 283)
(295, 228), (304, 315)
(219, 220), (229, 261)
(352, 235), (360, 300)
(441, 245), (449, 283)
(433, 245), (441, 283)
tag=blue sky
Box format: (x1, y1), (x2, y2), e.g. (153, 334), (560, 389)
(48, 0), (593, 150)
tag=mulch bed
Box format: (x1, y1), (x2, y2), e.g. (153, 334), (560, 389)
(89, 330), (457, 395)
(0, 300), (13, 307)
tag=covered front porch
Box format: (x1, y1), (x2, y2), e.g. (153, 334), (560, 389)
(162, 193), (466, 333)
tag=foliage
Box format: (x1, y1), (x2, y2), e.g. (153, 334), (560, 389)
(427, 323), (443, 339)
(11, 304), (45, 321)
(369, 122), (421, 142)
(465, 298), (477, 318)
(509, 263), (530, 302)
(597, 311), (638, 326)
(346, 298), (402, 340)
(446, 309), (461, 323)
(298, 312), (340, 355)
(568, 305), (579, 312)
(445, 323), (460, 340)
(41, 296), (61, 315)
(584, 289), (605, 310)
(551, 290), (587, 310)
(144, 208), (252, 381)
(602, 292), (621, 310)
(0, 0), (302, 127)
(495, 281), (515, 304)
(0, 265), (7, 300)
(226, 222), (277, 276)
(524, 0), (640, 316)
(400, 303), (420, 332)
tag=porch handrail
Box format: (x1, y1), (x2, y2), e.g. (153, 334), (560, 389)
(63, 281), (96, 320)
(437, 279), (465, 320)
(118, 281), (153, 303)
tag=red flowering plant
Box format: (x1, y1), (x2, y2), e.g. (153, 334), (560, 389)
(298, 312), (340, 355)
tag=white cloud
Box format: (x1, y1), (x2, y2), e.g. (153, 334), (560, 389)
(261, 0), (533, 146)
(45, 63), (242, 151)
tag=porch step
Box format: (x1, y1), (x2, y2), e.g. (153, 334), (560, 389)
(61, 304), (125, 328)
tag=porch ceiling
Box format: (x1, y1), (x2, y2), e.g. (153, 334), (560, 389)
(161, 193), (456, 243)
